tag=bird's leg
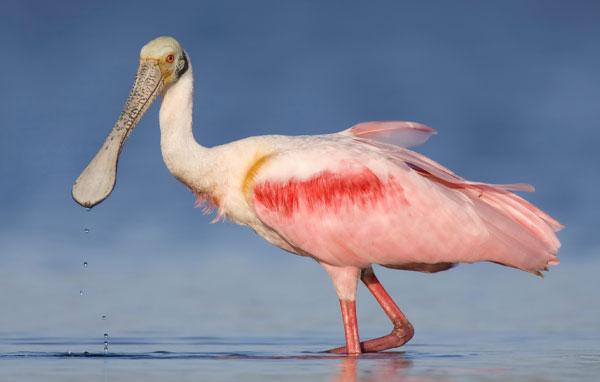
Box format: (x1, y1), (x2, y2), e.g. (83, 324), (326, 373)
(360, 267), (414, 352)
(327, 267), (414, 353)
(334, 299), (361, 354)
(320, 263), (362, 354)
(321, 299), (362, 354)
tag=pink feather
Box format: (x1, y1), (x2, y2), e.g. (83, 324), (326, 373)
(343, 121), (437, 148)
(251, 136), (561, 276)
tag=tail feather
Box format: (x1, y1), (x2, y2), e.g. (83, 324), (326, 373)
(478, 190), (561, 252)
(469, 188), (561, 275)
(503, 192), (564, 231)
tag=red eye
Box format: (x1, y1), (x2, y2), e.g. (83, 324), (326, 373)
(166, 54), (175, 63)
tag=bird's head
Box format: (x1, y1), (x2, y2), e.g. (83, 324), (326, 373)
(72, 36), (188, 208)
(140, 36), (189, 89)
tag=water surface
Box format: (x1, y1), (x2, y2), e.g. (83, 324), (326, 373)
(1, 332), (598, 381)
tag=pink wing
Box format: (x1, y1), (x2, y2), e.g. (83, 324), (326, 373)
(343, 121), (534, 192)
(342, 121), (437, 148)
(250, 141), (561, 276)
(358, 136), (563, 230)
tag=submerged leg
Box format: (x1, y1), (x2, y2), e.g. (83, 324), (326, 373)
(328, 267), (414, 353)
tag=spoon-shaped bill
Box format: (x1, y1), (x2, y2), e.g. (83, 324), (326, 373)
(72, 61), (163, 208)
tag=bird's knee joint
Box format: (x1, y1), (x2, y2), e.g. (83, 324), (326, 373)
(391, 321), (414, 343)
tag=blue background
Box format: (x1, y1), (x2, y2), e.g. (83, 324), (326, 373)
(1, 0), (599, 341)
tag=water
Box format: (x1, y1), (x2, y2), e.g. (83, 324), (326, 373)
(1, 254), (597, 380)
(80, 220), (111, 354)
(0, 333), (598, 381)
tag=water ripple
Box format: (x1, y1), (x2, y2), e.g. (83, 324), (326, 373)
(0, 350), (415, 361)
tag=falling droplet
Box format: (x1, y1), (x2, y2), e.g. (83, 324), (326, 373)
(79, 290), (85, 296)
(83, 261), (88, 268)
(101, 314), (107, 320)
(86, 207), (91, 212)
(103, 332), (109, 353)
(84, 228), (90, 234)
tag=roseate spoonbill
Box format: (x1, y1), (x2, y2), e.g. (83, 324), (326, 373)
(72, 36), (562, 354)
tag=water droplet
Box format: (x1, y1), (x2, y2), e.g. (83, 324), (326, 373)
(79, 290), (85, 296)
(86, 207), (91, 212)
(101, 314), (107, 320)
(83, 261), (88, 268)
(103, 332), (109, 353)
(84, 228), (90, 234)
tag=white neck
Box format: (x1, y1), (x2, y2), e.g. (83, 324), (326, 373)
(159, 62), (214, 193)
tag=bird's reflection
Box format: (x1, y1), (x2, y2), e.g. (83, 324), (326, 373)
(331, 352), (412, 382)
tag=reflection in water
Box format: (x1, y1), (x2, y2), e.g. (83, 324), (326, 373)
(334, 356), (358, 382)
(331, 352), (425, 382)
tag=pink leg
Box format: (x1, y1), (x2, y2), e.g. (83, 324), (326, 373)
(329, 299), (361, 354)
(328, 267), (414, 353)
(319, 263), (362, 355)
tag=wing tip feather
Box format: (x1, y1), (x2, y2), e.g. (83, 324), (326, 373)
(343, 121), (437, 148)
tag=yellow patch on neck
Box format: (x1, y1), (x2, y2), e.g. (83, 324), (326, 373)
(242, 154), (273, 197)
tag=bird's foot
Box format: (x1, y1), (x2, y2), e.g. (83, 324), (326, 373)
(325, 321), (414, 354)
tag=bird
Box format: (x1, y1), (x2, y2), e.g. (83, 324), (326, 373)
(72, 36), (562, 355)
